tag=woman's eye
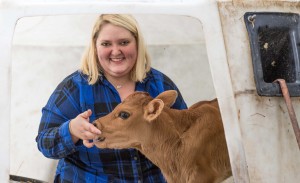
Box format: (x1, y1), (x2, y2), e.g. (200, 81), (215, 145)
(101, 42), (110, 47)
(120, 41), (129, 46)
(118, 111), (130, 119)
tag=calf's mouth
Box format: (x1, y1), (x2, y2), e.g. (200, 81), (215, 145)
(92, 122), (106, 142)
(94, 136), (106, 142)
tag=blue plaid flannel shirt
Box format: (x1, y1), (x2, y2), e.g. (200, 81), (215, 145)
(36, 68), (187, 183)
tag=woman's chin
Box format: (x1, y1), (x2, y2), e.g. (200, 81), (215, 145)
(109, 69), (131, 77)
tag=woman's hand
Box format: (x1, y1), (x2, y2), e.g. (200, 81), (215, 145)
(69, 109), (101, 148)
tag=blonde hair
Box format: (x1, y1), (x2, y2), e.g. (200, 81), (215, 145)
(80, 14), (151, 85)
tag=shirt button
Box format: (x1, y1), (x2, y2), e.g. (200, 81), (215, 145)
(133, 156), (138, 160)
(137, 180), (142, 183)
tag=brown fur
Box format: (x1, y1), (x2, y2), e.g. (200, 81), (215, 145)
(93, 90), (232, 183)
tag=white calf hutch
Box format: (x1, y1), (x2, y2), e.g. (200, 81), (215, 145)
(1, 0), (299, 182)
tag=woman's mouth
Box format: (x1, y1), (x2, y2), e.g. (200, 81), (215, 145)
(110, 57), (124, 62)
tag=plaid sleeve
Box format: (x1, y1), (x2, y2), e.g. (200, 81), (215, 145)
(36, 77), (82, 159)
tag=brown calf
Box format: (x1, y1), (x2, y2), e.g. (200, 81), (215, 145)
(92, 90), (232, 183)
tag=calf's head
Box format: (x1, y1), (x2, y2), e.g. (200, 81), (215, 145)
(92, 90), (178, 149)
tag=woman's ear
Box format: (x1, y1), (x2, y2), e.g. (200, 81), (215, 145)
(143, 99), (164, 122)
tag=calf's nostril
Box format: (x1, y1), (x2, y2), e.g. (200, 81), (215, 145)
(93, 123), (97, 128)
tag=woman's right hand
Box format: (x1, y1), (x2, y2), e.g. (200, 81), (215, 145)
(69, 109), (102, 148)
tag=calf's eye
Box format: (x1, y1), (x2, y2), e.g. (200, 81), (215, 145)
(118, 111), (130, 119)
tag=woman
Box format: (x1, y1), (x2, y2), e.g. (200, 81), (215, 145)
(36, 14), (187, 183)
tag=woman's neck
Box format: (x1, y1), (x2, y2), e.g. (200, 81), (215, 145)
(105, 74), (131, 88)
(104, 74), (136, 101)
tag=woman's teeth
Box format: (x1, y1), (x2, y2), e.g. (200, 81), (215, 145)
(110, 58), (123, 62)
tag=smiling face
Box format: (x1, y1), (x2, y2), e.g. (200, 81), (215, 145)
(96, 23), (138, 79)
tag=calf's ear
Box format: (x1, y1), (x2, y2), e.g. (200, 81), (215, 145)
(155, 90), (178, 107)
(144, 99), (164, 122)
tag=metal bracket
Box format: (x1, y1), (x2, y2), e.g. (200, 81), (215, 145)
(245, 12), (300, 97)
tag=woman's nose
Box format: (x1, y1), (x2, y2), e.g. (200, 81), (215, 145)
(111, 45), (121, 55)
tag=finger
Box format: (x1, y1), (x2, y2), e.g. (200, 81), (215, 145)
(88, 123), (102, 135)
(80, 109), (92, 119)
(82, 122), (101, 135)
(82, 130), (100, 140)
(83, 139), (94, 148)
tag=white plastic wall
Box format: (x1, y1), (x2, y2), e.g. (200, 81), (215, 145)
(218, 1), (300, 183)
(1, 0), (251, 182)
